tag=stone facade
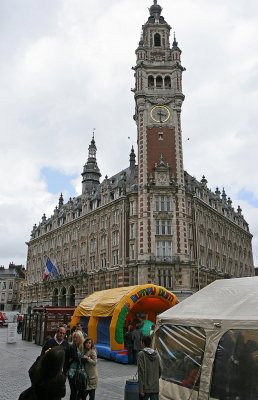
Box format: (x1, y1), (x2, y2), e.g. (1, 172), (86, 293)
(22, 1), (254, 313)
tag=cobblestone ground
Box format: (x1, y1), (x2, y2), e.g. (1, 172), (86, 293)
(0, 327), (137, 400)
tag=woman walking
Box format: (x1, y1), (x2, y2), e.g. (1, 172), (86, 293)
(67, 330), (86, 400)
(81, 337), (98, 400)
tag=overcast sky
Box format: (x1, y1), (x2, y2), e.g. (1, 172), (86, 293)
(0, 0), (258, 267)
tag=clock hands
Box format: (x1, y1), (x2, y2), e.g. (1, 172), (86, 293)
(157, 109), (167, 123)
(151, 105), (170, 123)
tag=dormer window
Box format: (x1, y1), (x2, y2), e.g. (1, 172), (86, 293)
(154, 33), (161, 47)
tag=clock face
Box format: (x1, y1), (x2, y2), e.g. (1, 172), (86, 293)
(150, 105), (170, 123)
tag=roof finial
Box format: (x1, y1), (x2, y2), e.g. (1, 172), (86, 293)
(173, 32), (178, 48)
(149, 0), (162, 17)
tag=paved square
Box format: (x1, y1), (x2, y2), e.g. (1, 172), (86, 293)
(0, 327), (137, 399)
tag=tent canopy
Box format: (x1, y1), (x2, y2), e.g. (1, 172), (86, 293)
(158, 276), (258, 327)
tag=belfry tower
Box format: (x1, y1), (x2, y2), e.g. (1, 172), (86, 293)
(133, 1), (189, 282)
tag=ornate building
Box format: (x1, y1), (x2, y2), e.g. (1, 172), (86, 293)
(22, 1), (254, 313)
(0, 262), (25, 311)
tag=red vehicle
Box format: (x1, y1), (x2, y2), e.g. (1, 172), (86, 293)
(0, 311), (7, 326)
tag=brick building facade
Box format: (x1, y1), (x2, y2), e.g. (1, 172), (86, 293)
(22, 1), (254, 313)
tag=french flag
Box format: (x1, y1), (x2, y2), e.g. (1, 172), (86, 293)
(43, 258), (59, 281)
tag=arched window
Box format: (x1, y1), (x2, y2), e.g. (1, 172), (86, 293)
(148, 76), (154, 88)
(154, 33), (161, 46)
(68, 286), (75, 306)
(164, 76), (171, 89)
(52, 288), (58, 306)
(60, 287), (66, 307)
(156, 76), (163, 88)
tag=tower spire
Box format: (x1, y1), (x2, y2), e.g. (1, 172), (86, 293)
(130, 145), (136, 169)
(81, 132), (101, 194)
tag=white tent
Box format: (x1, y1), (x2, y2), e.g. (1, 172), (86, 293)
(156, 277), (258, 400)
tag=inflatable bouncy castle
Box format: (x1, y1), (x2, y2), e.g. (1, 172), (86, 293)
(71, 284), (178, 363)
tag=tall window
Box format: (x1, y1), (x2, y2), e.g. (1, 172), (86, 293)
(164, 76), (171, 89)
(156, 76), (163, 88)
(154, 33), (161, 46)
(130, 201), (136, 216)
(113, 210), (119, 224)
(155, 196), (171, 212)
(130, 243), (135, 260)
(90, 256), (95, 270)
(156, 241), (172, 257)
(100, 235), (106, 250)
(158, 269), (172, 288)
(112, 231), (119, 246)
(100, 253), (106, 269)
(156, 220), (172, 235)
(189, 244), (194, 261)
(130, 223), (135, 239)
(90, 238), (96, 252)
(148, 76), (154, 89)
(112, 250), (119, 266)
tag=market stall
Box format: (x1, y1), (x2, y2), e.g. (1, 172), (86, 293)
(156, 276), (258, 400)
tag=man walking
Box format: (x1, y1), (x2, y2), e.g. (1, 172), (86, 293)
(41, 325), (68, 354)
(29, 325), (68, 384)
(137, 335), (162, 400)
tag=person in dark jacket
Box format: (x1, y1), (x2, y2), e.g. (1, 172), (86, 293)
(137, 335), (162, 400)
(132, 324), (143, 364)
(41, 325), (68, 355)
(67, 330), (86, 400)
(19, 346), (66, 400)
(124, 325), (134, 364)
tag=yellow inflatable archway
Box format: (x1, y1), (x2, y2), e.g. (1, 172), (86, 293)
(71, 284), (178, 351)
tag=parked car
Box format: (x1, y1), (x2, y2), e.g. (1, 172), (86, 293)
(0, 311), (7, 326)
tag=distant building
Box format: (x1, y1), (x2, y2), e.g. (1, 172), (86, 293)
(22, 1), (254, 313)
(0, 262), (25, 311)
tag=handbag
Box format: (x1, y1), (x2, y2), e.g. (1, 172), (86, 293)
(75, 359), (87, 392)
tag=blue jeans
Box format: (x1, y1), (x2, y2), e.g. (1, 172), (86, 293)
(139, 393), (159, 400)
